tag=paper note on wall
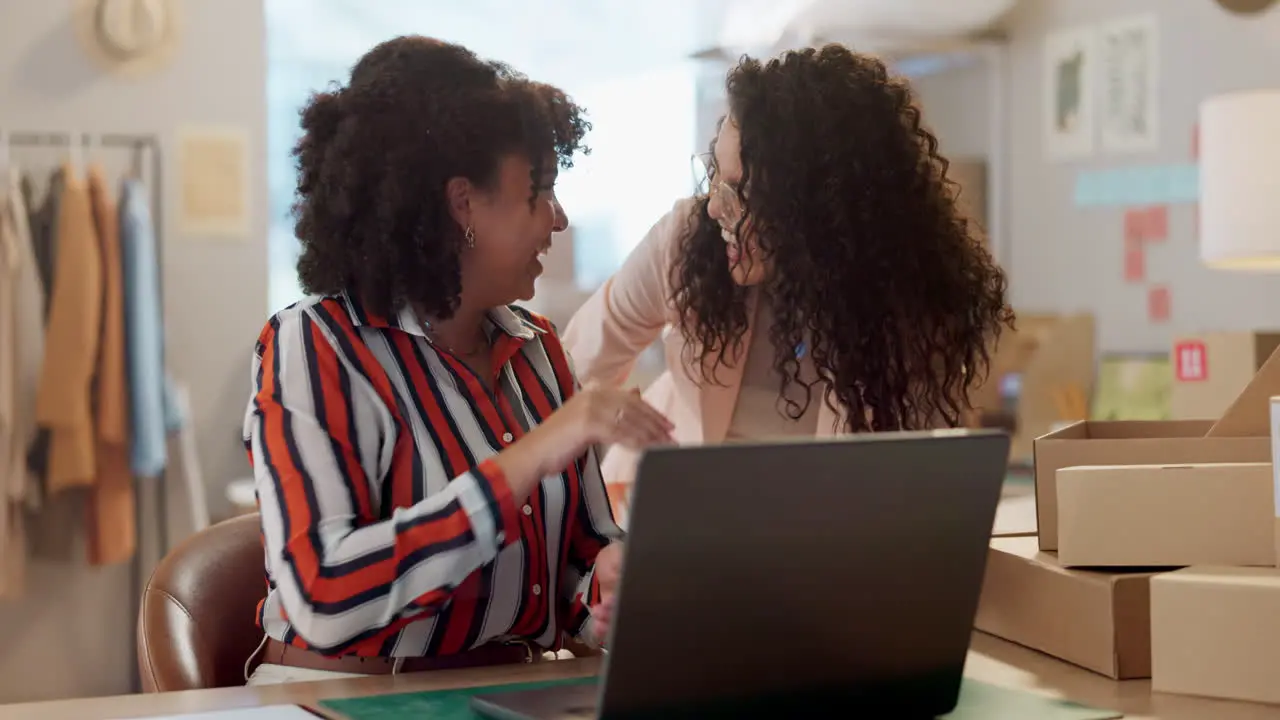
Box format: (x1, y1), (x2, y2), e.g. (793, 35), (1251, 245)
(177, 126), (251, 240)
(1074, 164), (1199, 207)
(1148, 285), (1171, 322)
(1124, 236), (1145, 282)
(1124, 209), (1143, 242)
(1145, 205), (1168, 240)
(1124, 206), (1169, 242)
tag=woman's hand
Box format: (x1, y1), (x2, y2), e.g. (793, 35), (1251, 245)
(590, 542), (625, 644)
(491, 385), (672, 498)
(526, 384), (672, 478)
(562, 384), (675, 449)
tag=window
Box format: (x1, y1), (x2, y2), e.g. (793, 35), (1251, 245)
(265, 0), (699, 312)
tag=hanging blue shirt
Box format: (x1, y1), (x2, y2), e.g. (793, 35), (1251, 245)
(119, 179), (175, 477)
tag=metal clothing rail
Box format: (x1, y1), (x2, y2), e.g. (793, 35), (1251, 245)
(3, 131), (166, 694)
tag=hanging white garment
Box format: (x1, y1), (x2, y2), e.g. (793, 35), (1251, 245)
(0, 164), (46, 597)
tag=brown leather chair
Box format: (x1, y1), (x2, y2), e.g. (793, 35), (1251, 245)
(137, 513), (267, 692)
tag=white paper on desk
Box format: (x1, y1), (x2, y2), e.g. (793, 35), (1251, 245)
(112, 705), (318, 720)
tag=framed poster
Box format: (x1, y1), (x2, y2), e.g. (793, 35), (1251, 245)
(177, 125), (251, 239)
(1043, 26), (1095, 160)
(1098, 15), (1160, 152)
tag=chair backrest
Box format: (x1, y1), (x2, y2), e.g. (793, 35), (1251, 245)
(137, 513), (266, 691)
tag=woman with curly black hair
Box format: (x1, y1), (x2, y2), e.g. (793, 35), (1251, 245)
(241, 36), (669, 684)
(564, 44), (1013, 518)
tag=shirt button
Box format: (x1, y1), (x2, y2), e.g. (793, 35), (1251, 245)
(501, 432), (514, 443)
(522, 505), (533, 516)
(532, 584), (542, 596)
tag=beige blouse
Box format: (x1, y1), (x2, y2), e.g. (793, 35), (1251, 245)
(725, 298), (821, 440)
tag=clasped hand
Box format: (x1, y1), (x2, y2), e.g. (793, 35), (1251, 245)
(590, 542), (624, 644)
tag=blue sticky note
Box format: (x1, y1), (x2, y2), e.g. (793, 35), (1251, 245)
(1073, 173), (1106, 207)
(1073, 164), (1200, 208)
(1131, 167), (1161, 203)
(1166, 164), (1200, 203)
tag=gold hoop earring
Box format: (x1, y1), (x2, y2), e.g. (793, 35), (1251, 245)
(464, 226), (476, 249)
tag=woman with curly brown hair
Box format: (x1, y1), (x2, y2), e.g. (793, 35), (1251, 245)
(564, 44), (1014, 520)
(241, 36), (670, 684)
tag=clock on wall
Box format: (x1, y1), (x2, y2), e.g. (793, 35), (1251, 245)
(74, 0), (181, 77)
(1214, 0), (1277, 14)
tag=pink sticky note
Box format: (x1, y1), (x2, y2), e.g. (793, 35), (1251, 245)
(1124, 208), (1146, 242)
(1148, 285), (1171, 323)
(1124, 236), (1145, 283)
(1145, 206), (1169, 242)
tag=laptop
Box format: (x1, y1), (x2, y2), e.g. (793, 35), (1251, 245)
(472, 430), (1009, 719)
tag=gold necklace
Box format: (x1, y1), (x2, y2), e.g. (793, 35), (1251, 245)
(415, 307), (491, 356)
(428, 329), (489, 356)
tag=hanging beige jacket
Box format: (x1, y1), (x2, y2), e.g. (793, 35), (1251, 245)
(86, 166), (134, 565)
(34, 166), (101, 492)
(0, 166), (46, 597)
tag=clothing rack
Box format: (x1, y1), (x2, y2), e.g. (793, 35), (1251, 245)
(4, 131), (166, 694)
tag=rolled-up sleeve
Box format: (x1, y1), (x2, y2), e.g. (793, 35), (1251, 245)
(247, 308), (521, 654)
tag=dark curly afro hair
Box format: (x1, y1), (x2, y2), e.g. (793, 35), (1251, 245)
(672, 44), (1014, 432)
(292, 36), (589, 319)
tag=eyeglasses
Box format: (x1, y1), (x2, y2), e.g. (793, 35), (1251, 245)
(691, 153), (744, 231)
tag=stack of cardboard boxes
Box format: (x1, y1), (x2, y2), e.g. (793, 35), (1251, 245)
(976, 342), (1280, 705)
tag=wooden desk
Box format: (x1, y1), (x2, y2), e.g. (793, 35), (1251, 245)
(5, 633), (1276, 720)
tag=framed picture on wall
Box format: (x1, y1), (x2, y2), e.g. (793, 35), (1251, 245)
(1042, 25), (1096, 161)
(1098, 15), (1160, 153)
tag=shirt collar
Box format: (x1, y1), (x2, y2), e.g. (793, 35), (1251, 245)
(339, 292), (544, 341)
(486, 305), (546, 341)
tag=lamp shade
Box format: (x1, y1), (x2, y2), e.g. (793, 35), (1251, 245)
(1200, 90), (1280, 271)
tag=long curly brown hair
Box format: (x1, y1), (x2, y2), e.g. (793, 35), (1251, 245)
(291, 36), (589, 319)
(671, 45), (1014, 432)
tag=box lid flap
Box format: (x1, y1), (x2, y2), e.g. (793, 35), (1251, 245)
(1207, 344), (1280, 437)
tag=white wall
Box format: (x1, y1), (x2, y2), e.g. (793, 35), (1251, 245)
(0, 0), (267, 701)
(999, 1), (1280, 351)
(907, 3), (1280, 352)
(911, 58), (991, 160)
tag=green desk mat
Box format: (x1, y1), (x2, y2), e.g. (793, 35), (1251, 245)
(319, 676), (1121, 720)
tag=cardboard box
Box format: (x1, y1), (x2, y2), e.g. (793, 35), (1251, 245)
(975, 536), (1155, 679)
(1171, 332), (1280, 420)
(1151, 566), (1280, 704)
(969, 313), (1096, 464)
(1033, 344), (1280, 551)
(1271, 398), (1280, 567)
(1057, 463), (1274, 568)
(949, 158), (988, 234)
(991, 494), (1036, 538)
